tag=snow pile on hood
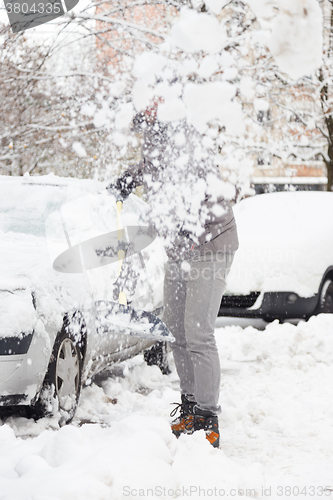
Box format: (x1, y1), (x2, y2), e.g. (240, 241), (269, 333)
(246, 0), (323, 79)
(0, 288), (37, 338)
(0, 314), (333, 498)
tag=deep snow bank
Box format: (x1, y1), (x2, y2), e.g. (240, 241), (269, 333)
(0, 314), (333, 499)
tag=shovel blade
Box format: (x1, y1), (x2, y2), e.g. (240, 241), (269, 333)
(96, 300), (174, 342)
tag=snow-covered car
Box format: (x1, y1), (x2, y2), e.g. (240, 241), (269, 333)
(0, 174), (166, 423)
(219, 191), (333, 321)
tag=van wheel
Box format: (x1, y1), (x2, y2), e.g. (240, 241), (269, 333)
(318, 279), (333, 313)
(33, 325), (82, 425)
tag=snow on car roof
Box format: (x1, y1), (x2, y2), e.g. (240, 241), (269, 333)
(0, 172), (105, 188)
(234, 190), (333, 226)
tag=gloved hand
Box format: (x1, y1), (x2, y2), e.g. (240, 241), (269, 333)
(106, 182), (130, 201)
(106, 171), (135, 200)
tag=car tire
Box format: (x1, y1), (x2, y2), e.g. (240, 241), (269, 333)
(318, 279), (333, 313)
(33, 323), (83, 425)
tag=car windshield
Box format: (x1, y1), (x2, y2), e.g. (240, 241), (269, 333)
(0, 179), (99, 279)
(0, 182), (70, 237)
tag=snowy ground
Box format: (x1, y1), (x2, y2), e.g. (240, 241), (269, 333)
(1, 314), (333, 500)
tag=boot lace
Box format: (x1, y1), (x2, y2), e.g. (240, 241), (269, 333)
(170, 399), (195, 418)
(170, 402), (184, 418)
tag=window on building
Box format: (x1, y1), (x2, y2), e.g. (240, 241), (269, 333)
(289, 112), (305, 123)
(257, 110), (271, 124)
(257, 153), (271, 167)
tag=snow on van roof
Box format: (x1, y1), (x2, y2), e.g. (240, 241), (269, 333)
(227, 192), (333, 297)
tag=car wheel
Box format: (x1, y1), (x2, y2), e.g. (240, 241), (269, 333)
(33, 325), (83, 425)
(318, 279), (333, 313)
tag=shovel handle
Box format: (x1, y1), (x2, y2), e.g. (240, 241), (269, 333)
(116, 198), (127, 306)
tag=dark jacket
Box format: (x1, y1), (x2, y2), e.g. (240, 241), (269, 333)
(114, 116), (239, 261)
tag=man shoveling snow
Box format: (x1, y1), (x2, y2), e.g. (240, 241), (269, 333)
(109, 98), (238, 448)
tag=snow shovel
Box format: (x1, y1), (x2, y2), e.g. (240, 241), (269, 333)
(53, 195), (174, 342)
(95, 196), (174, 342)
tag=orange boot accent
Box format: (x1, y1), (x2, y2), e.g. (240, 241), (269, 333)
(193, 414), (220, 448)
(170, 396), (196, 438)
(206, 430), (220, 448)
(171, 415), (194, 438)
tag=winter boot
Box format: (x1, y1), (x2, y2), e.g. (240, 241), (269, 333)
(193, 407), (220, 448)
(170, 394), (196, 437)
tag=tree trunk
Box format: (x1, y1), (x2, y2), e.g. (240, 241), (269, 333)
(319, 4), (333, 191)
(325, 158), (333, 191)
(324, 121), (333, 191)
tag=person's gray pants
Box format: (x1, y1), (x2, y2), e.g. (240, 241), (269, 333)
(163, 252), (234, 415)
